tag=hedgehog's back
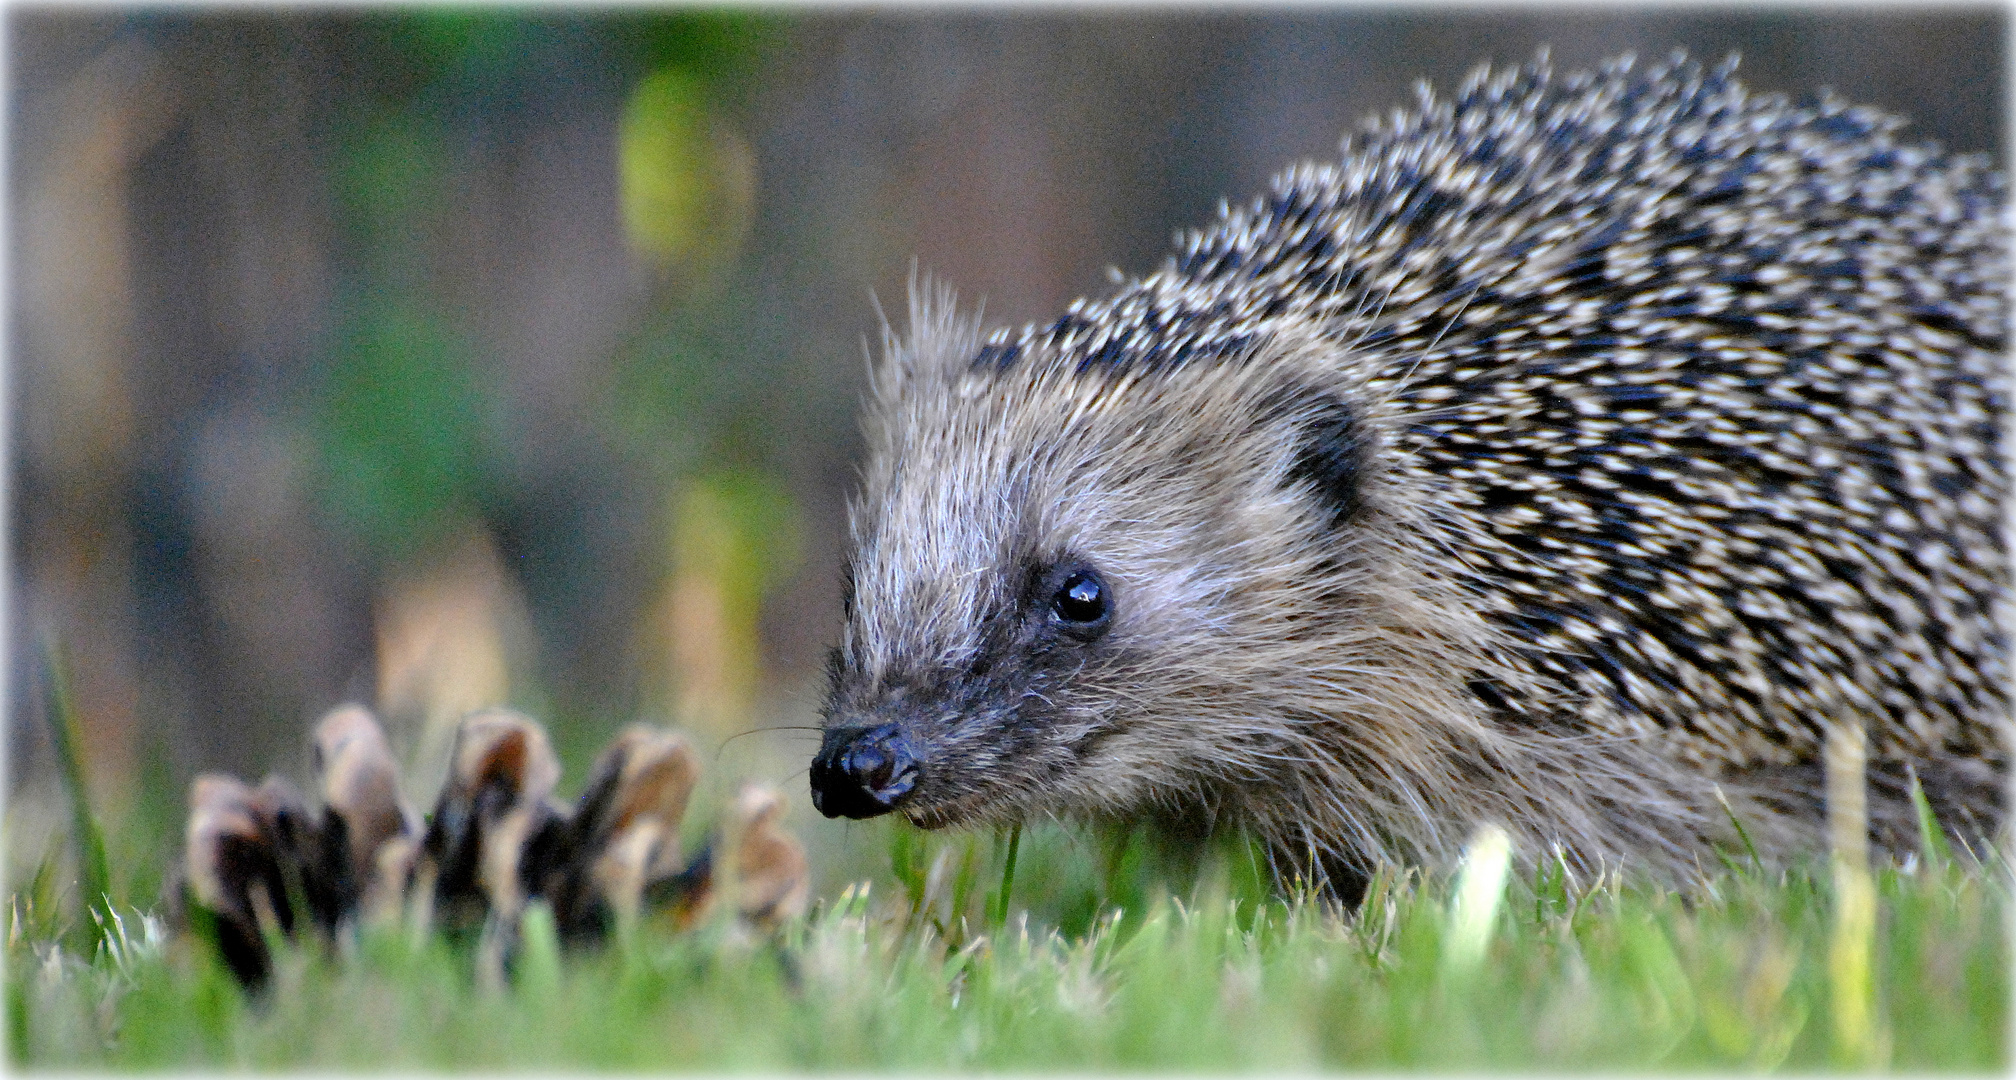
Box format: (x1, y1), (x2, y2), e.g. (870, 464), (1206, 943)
(1015, 53), (2009, 840)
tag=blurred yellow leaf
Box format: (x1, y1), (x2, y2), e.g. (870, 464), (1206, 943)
(649, 470), (802, 739)
(618, 66), (755, 288)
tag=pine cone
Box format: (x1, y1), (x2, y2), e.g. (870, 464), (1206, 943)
(179, 705), (809, 988)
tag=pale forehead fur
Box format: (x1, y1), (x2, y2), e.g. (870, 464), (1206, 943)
(849, 287), (1386, 683)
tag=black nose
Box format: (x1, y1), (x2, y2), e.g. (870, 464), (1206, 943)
(810, 723), (919, 819)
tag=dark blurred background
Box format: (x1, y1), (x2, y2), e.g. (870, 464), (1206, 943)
(8, 7), (2006, 902)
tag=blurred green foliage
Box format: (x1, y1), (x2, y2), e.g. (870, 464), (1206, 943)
(671, 469), (802, 609)
(307, 11), (779, 570)
(330, 113), (447, 260)
(316, 306), (489, 564)
(359, 10), (773, 102)
(376, 9), (540, 81)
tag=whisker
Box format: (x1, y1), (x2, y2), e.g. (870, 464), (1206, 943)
(712, 726), (826, 764)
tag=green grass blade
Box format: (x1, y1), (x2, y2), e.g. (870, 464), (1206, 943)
(1713, 784), (1762, 872)
(38, 635), (113, 955)
(1905, 765), (1954, 867)
(990, 823), (1023, 928)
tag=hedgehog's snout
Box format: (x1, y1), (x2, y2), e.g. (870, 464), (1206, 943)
(810, 722), (919, 819)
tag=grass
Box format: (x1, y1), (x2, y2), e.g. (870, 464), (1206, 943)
(8, 813), (2008, 1071)
(9, 654), (2005, 1070)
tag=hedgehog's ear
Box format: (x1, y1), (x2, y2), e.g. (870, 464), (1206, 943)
(1249, 325), (1382, 529)
(1285, 390), (1373, 528)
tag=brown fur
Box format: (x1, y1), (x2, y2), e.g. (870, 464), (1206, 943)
(818, 54), (2008, 889)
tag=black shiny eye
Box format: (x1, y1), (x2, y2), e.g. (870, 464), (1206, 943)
(1053, 570), (1108, 625)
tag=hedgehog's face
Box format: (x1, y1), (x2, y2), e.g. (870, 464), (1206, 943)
(813, 312), (1377, 830)
(813, 533), (1131, 828)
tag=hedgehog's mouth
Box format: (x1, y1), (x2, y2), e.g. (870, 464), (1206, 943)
(900, 786), (1016, 830)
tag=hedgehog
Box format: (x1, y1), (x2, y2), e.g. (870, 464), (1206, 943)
(807, 52), (2009, 897)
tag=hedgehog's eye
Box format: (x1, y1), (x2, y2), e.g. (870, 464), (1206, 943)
(1052, 570), (1110, 627)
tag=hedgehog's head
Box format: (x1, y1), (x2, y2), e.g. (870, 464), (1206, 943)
(812, 289), (1441, 835)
